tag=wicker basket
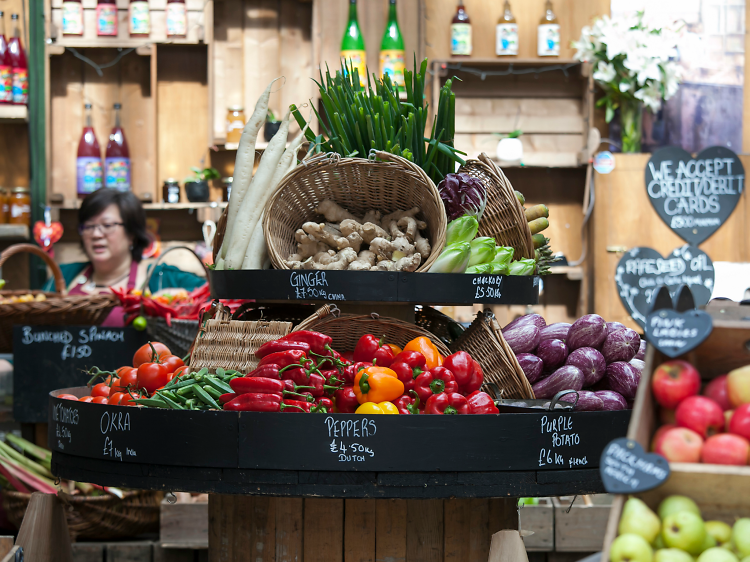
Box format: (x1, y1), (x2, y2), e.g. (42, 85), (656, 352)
(414, 306), (465, 348)
(459, 153), (534, 261)
(3, 490), (162, 541)
(262, 151), (447, 272)
(450, 310), (535, 400)
(294, 305), (451, 357)
(0, 244), (117, 352)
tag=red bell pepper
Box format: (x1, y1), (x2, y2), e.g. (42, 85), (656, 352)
(230, 376), (285, 395)
(466, 391), (499, 414)
(394, 390), (421, 415)
(342, 362), (371, 385)
(219, 392), (237, 404)
(279, 331), (332, 356)
(255, 340), (311, 359)
(353, 334), (398, 367)
(443, 352), (483, 395)
(414, 367), (458, 404)
(424, 392), (469, 415)
(373, 345), (396, 367)
(334, 386), (359, 413)
(390, 351), (427, 384)
(258, 349), (308, 369)
(247, 364), (281, 379)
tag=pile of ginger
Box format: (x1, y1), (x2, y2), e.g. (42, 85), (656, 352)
(285, 200), (432, 271)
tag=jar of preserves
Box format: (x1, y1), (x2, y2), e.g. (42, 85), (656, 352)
(9, 187), (30, 225)
(162, 178), (181, 204)
(0, 188), (7, 223)
(225, 106), (245, 146)
(221, 177), (232, 202)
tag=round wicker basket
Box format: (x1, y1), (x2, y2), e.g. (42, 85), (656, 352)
(458, 153), (534, 261)
(263, 151), (447, 272)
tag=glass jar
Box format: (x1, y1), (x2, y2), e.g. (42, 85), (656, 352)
(162, 178), (181, 204)
(221, 177), (233, 202)
(0, 188), (7, 223)
(9, 187), (30, 226)
(225, 106), (245, 146)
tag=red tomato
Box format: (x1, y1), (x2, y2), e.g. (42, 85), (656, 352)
(91, 396), (109, 404)
(78, 396), (95, 403)
(172, 366), (188, 379)
(58, 394), (79, 401)
(115, 366), (132, 377)
(160, 355), (184, 374)
(91, 383), (111, 397)
(133, 342), (171, 368)
(110, 368), (138, 394)
(108, 392), (126, 405)
(120, 392), (143, 406)
(137, 363), (170, 394)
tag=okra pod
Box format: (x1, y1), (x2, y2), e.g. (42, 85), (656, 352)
(176, 386), (195, 397)
(204, 376), (233, 395)
(157, 392), (185, 410)
(190, 384), (221, 410)
(133, 398), (168, 409)
(203, 385), (223, 400)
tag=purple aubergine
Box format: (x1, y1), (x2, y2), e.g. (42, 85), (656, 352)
(595, 390), (628, 411)
(517, 353), (544, 384)
(532, 365), (584, 399)
(635, 339), (647, 361)
(600, 328), (641, 363)
(629, 358), (645, 373)
(565, 347), (607, 387)
(539, 322), (571, 343)
(536, 339), (568, 371)
(502, 313), (546, 333)
(566, 314), (607, 351)
(503, 324), (541, 355)
(560, 390), (604, 412)
(606, 321), (627, 335)
(605, 361), (641, 400)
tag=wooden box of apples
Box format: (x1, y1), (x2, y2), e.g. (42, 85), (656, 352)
(601, 306), (750, 562)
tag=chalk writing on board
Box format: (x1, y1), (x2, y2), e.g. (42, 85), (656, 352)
(52, 403), (79, 451)
(538, 415), (588, 469)
(472, 275), (503, 300)
(21, 326), (128, 361)
(324, 417), (377, 463)
(600, 438), (670, 493)
(603, 442), (667, 489)
(100, 411), (131, 434)
(289, 271), (346, 300)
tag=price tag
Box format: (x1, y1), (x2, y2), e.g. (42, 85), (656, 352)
(600, 438), (670, 494)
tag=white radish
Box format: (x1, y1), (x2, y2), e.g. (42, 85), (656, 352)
(271, 123), (309, 187)
(224, 112), (292, 269)
(217, 77), (281, 266)
(241, 216), (268, 269)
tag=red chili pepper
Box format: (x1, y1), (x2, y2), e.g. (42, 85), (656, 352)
(424, 392), (469, 415)
(390, 351), (427, 384)
(334, 386), (359, 413)
(414, 367), (458, 404)
(341, 351), (355, 362)
(466, 391), (499, 414)
(282, 399), (312, 413)
(343, 362), (371, 385)
(247, 364), (281, 379)
(230, 377), (285, 395)
(320, 369), (345, 388)
(317, 348), (346, 370)
(315, 397), (334, 413)
(279, 331), (332, 356)
(282, 370), (326, 397)
(219, 393), (237, 404)
(443, 352), (483, 395)
(258, 349), (307, 369)
(223, 392), (282, 412)
(394, 390), (421, 415)
(255, 340), (311, 359)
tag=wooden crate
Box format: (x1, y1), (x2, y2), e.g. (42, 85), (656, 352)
(601, 311), (750, 561)
(520, 498), (554, 552)
(552, 496), (612, 552)
(160, 497), (209, 549)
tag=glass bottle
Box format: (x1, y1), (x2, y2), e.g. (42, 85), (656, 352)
(0, 13), (12, 104)
(62, 0), (84, 36)
(537, 0), (560, 57)
(97, 0), (118, 37)
(129, 0), (150, 38)
(105, 103), (131, 192)
(379, 0), (405, 90)
(8, 15), (27, 105)
(451, 1), (471, 57)
(77, 103), (103, 198)
(225, 106), (245, 145)
(340, 0), (366, 87)
(496, 1), (518, 56)
(166, 0), (187, 39)
(162, 179), (180, 203)
(8, 187), (30, 226)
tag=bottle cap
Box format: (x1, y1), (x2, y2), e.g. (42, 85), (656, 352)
(227, 105), (244, 111)
(114, 103), (122, 109)
(84, 103), (92, 109)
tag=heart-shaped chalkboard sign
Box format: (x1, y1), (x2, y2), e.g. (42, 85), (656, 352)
(614, 245), (714, 328)
(645, 306), (713, 359)
(645, 146), (744, 245)
(600, 438), (670, 494)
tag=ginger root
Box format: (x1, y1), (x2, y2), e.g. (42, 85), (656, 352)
(362, 210), (382, 226)
(372, 253), (421, 272)
(349, 250), (377, 271)
(382, 207), (427, 231)
(292, 229), (330, 260)
(302, 222), (363, 253)
(315, 200), (360, 223)
(340, 219), (389, 245)
(310, 247), (357, 270)
(369, 236), (415, 261)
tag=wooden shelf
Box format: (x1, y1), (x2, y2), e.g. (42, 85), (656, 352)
(548, 265), (584, 281)
(0, 105), (28, 122)
(54, 201), (226, 211)
(436, 58), (581, 66)
(0, 224), (29, 240)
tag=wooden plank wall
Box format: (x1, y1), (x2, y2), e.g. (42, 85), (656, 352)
(592, 154), (750, 330)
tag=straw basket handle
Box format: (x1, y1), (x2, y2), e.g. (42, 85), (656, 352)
(140, 246), (209, 295)
(0, 243), (66, 294)
(370, 150), (437, 188)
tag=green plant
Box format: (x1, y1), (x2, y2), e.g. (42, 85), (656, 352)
(266, 110), (278, 123)
(184, 167), (220, 184)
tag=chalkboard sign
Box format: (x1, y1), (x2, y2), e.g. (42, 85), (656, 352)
(14, 326), (150, 423)
(600, 438), (670, 493)
(645, 146), (744, 245)
(614, 245), (714, 328)
(645, 307), (713, 358)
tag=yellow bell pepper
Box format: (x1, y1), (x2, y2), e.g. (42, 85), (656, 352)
(403, 336), (443, 369)
(355, 401), (400, 415)
(354, 366), (404, 404)
(378, 401), (399, 414)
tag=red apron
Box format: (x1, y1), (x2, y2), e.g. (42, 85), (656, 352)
(68, 262), (139, 327)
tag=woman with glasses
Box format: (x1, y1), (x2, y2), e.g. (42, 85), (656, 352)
(43, 189), (205, 326)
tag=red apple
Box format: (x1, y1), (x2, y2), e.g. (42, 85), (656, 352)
(701, 433), (750, 465)
(675, 395), (725, 438)
(656, 427), (703, 463)
(727, 365), (750, 408)
(726, 410), (735, 431)
(651, 424), (677, 452)
(660, 408), (676, 425)
(652, 360), (701, 409)
(728, 403), (750, 441)
(703, 375), (731, 411)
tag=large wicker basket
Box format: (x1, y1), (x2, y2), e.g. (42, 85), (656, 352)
(459, 153), (534, 261)
(3, 490), (162, 541)
(0, 244), (117, 352)
(263, 151), (447, 272)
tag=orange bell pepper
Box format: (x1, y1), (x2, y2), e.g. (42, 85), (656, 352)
(385, 343), (403, 356)
(354, 366), (404, 404)
(402, 337), (443, 370)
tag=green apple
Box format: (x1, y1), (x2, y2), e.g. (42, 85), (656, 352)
(663, 512), (707, 556)
(659, 496), (702, 521)
(621, 498), (662, 544)
(699, 535), (718, 554)
(654, 535), (666, 549)
(696, 547), (739, 562)
(733, 519), (750, 557)
(705, 522), (733, 548)
(741, 557), (750, 562)
(611, 534), (655, 562)
(655, 548), (695, 562)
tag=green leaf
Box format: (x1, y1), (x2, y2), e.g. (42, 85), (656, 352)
(605, 105), (615, 123)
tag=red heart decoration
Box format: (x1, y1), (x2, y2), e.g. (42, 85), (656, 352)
(33, 221), (64, 249)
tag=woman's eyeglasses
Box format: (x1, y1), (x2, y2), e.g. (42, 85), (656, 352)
(79, 222), (124, 236)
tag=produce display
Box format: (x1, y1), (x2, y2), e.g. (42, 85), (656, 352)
(610, 495), (750, 562)
(651, 361), (750, 466)
(505, 313), (646, 410)
(0, 293), (46, 304)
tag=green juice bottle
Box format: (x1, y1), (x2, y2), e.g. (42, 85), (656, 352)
(379, 0), (405, 90)
(340, 0), (366, 87)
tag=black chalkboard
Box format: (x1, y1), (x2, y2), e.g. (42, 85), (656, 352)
(614, 245), (714, 328)
(14, 326), (150, 423)
(645, 146), (744, 245)
(600, 438), (670, 493)
(645, 307), (713, 358)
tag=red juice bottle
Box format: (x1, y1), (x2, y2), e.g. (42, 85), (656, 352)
(77, 103), (103, 198)
(97, 0), (118, 37)
(105, 103), (131, 192)
(0, 12), (13, 104)
(8, 14), (27, 105)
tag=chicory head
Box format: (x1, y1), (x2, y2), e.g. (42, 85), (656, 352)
(445, 216), (479, 246)
(437, 173), (489, 222)
(508, 259), (536, 276)
(429, 242), (472, 273)
(492, 246), (514, 267)
(468, 237), (497, 267)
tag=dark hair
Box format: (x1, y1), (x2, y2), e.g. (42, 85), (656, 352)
(78, 189), (150, 262)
